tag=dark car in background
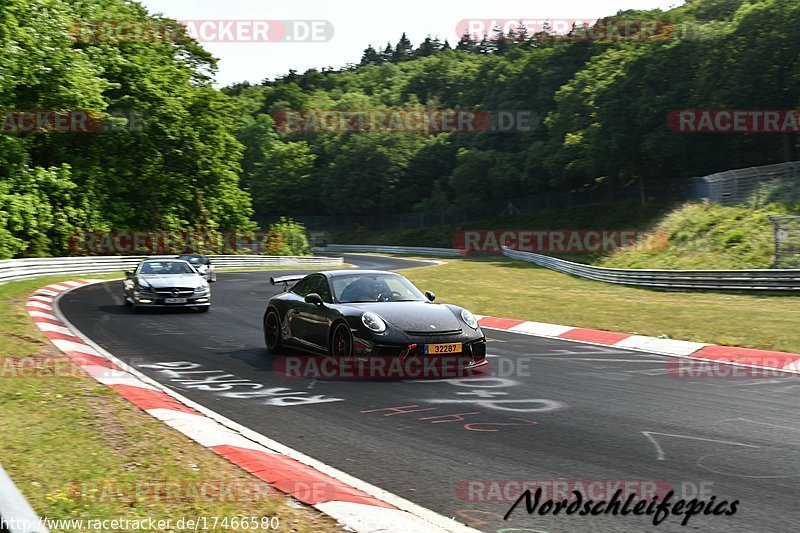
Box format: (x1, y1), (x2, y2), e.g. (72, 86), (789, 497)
(123, 259), (211, 312)
(177, 253), (217, 282)
(263, 270), (487, 373)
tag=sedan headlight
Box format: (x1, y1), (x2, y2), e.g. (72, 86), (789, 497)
(361, 312), (387, 333)
(461, 309), (479, 329)
(195, 285), (209, 293)
(137, 284), (155, 293)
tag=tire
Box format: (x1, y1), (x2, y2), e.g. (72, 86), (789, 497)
(124, 296), (132, 307)
(329, 322), (354, 359)
(264, 309), (283, 354)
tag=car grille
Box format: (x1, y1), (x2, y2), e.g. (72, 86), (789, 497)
(153, 287), (194, 297)
(404, 329), (463, 336)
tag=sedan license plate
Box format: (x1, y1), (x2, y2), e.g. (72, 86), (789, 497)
(164, 298), (187, 304)
(424, 343), (462, 355)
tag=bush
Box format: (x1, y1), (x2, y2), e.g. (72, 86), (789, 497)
(267, 218), (311, 256)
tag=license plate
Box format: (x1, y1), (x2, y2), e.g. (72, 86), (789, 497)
(424, 343), (462, 355)
(164, 298), (187, 304)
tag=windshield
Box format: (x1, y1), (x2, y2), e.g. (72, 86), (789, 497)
(179, 255), (204, 265)
(333, 274), (425, 303)
(139, 261), (196, 275)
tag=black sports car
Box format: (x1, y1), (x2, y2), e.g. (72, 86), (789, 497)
(263, 270), (487, 375)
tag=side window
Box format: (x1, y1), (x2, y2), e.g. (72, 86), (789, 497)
(312, 276), (333, 303)
(293, 275), (332, 302)
(291, 277), (314, 297)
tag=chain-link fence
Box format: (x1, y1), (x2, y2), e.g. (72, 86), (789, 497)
(693, 161), (800, 207)
(280, 179), (683, 233)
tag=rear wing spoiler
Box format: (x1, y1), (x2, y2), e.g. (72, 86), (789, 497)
(270, 274), (305, 292)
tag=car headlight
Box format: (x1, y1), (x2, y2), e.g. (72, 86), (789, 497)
(361, 312), (387, 333)
(461, 309), (479, 329)
(137, 284), (155, 293)
(195, 285), (209, 293)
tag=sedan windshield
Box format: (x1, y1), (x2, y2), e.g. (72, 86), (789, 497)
(139, 261), (196, 275)
(333, 274), (425, 303)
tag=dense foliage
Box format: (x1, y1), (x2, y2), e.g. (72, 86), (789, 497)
(2, 0), (798, 258)
(0, 0), (256, 257)
(228, 0), (799, 222)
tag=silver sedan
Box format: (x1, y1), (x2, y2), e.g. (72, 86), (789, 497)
(123, 259), (211, 312)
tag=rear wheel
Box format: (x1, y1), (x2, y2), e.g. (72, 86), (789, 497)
(264, 310), (283, 354)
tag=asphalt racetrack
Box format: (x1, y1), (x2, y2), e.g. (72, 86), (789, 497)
(60, 254), (799, 532)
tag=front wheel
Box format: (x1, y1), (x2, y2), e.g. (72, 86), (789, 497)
(330, 322), (354, 359)
(264, 310), (283, 354)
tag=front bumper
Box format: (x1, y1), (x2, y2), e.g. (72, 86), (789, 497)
(352, 331), (488, 377)
(132, 294), (211, 307)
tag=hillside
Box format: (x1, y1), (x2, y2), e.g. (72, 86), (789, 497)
(230, 0), (799, 226)
(600, 202), (793, 269)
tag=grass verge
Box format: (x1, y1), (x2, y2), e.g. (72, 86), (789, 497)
(0, 275), (341, 532)
(401, 258), (800, 353)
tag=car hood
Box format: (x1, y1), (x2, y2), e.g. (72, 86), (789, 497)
(346, 301), (462, 333)
(138, 274), (203, 288)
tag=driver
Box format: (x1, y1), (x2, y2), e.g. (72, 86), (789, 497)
(367, 279), (391, 301)
(340, 277), (391, 302)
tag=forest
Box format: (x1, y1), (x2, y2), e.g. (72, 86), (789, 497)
(1, 0), (797, 256)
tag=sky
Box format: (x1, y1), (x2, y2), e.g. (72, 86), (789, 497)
(139, 0), (685, 87)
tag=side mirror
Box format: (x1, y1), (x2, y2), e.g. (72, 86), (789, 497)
(305, 293), (324, 307)
(125, 271), (134, 279)
(425, 291), (436, 302)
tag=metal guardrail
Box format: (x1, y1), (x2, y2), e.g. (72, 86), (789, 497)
(0, 464), (48, 533)
(0, 255), (343, 285)
(502, 247), (800, 291)
(319, 244), (464, 257)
